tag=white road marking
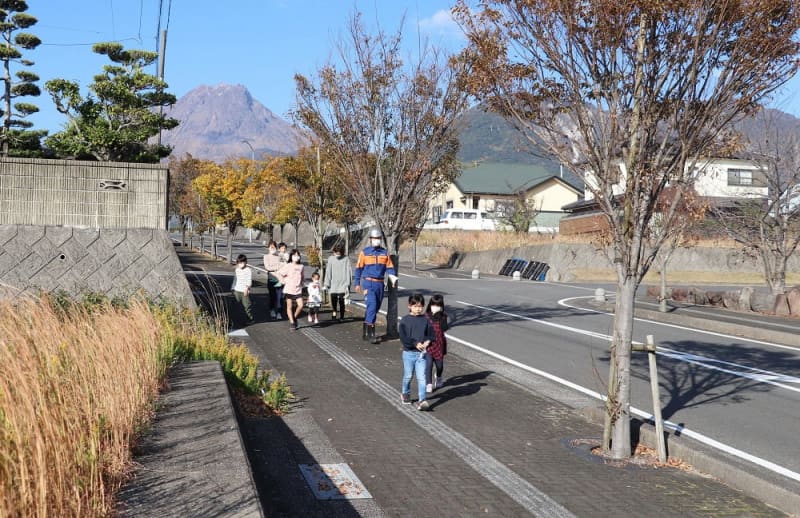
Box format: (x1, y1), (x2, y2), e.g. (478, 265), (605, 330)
(559, 296), (800, 353)
(457, 299), (800, 393)
(443, 330), (800, 484)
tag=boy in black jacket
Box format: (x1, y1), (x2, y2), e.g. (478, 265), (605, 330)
(399, 293), (434, 410)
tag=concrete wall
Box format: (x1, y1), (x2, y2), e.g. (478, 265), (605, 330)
(0, 157), (167, 229)
(414, 242), (799, 283)
(0, 225), (194, 304)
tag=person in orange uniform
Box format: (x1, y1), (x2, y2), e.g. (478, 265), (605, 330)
(354, 228), (397, 344)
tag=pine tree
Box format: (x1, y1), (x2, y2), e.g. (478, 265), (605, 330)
(45, 42), (178, 163)
(0, 0), (43, 157)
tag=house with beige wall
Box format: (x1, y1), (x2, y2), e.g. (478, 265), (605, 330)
(428, 163), (583, 231)
(561, 157), (767, 235)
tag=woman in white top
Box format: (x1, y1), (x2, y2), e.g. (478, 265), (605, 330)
(231, 254), (253, 325)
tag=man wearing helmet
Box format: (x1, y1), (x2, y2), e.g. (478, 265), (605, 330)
(354, 228), (397, 344)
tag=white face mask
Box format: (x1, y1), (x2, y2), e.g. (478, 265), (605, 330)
(430, 305), (442, 314)
(268, 248), (276, 254)
(370, 239), (381, 247)
(292, 255), (300, 262)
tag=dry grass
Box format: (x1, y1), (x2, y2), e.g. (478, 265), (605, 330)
(0, 294), (292, 517)
(412, 229), (567, 251)
(411, 230), (743, 253)
(0, 297), (168, 517)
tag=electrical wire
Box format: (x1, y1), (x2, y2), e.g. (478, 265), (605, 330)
(109, 0), (116, 41)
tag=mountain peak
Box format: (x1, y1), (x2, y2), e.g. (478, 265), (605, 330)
(162, 84), (300, 161)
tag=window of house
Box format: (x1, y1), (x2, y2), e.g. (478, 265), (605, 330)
(446, 200), (454, 209)
(472, 196), (480, 209)
(728, 168), (754, 186)
(432, 206), (442, 222)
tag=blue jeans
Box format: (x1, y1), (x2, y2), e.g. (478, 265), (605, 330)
(401, 350), (427, 402)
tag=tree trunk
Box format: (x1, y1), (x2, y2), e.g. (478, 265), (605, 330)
(179, 215), (188, 246)
(608, 276), (637, 458)
(386, 232), (401, 339)
(226, 228), (233, 264)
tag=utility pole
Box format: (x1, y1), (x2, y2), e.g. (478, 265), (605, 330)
(156, 29), (167, 147)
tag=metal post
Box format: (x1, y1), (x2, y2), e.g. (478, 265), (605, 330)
(646, 335), (667, 462)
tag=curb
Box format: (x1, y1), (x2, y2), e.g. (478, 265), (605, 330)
(631, 305), (800, 348)
(117, 361), (264, 517)
(539, 299), (800, 516)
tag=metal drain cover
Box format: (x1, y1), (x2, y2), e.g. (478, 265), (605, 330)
(298, 463), (372, 500)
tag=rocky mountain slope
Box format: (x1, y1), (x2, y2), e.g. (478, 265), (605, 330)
(161, 83), (302, 161)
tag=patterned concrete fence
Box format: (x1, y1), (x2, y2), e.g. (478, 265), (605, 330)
(0, 159), (194, 305)
(0, 225), (194, 304)
(0, 157), (167, 229)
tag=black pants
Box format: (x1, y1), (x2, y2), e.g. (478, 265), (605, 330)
(425, 356), (444, 385)
(330, 292), (346, 318)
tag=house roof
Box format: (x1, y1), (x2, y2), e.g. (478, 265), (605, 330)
(455, 162), (584, 195)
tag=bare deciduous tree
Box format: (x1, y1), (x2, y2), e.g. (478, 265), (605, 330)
(293, 12), (470, 336)
(455, 0), (800, 458)
(709, 115), (800, 295)
(495, 184), (542, 233)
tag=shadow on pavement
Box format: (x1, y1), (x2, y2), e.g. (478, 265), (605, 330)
(428, 370), (492, 410)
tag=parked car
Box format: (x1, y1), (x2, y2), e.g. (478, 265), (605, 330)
(426, 209), (498, 230)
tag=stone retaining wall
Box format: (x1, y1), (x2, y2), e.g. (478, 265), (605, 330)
(411, 243), (800, 283)
(0, 225), (194, 305)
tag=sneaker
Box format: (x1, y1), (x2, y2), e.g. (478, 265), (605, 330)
(289, 323), (296, 331)
(269, 310), (276, 319)
(426, 383), (433, 394)
(275, 312), (282, 320)
(401, 393), (412, 404)
(293, 321), (299, 330)
(416, 400), (430, 411)
(435, 377), (444, 389)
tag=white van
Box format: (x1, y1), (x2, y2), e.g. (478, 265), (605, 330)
(429, 209), (498, 230)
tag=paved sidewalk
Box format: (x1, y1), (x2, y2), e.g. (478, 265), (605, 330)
(177, 247), (787, 517)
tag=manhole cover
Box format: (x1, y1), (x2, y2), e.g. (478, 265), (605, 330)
(298, 463), (372, 500)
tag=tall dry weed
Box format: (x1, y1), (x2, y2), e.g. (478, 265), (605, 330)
(0, 297), (167, 517)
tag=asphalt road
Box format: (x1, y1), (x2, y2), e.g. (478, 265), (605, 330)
(179, 234), (800, 488)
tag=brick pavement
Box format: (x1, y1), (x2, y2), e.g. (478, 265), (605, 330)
(176, 246), (786, 517)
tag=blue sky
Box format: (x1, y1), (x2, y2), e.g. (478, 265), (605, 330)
(25, 1), (800, 134)
(29, 0), (465, 133)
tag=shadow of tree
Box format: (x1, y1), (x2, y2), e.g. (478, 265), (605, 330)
(624, 340), (798, 422)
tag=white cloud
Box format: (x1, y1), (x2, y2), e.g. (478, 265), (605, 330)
(418, 9), (465, 40)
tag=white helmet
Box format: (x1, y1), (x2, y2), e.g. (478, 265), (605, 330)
(368, 228), (382, 239)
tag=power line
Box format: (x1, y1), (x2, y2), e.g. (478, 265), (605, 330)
(165, 0), (172, 32)
(137, 0), (144, 44)
(109, 0), (116, 41)
(156, 0), (163, 53)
